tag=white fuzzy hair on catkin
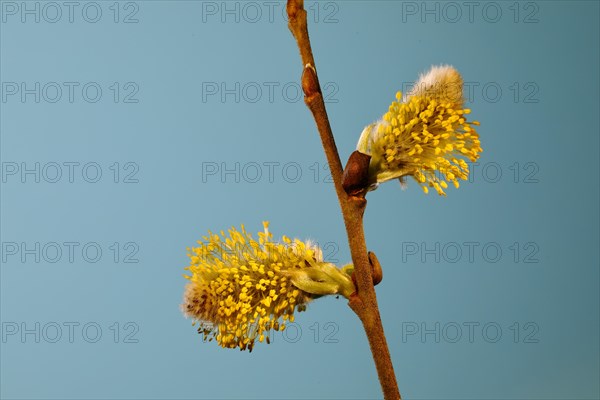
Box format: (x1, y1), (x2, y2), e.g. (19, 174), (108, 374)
(405, 65), (464, 107)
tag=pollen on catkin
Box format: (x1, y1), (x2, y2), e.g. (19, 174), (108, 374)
(182, 222), (353, 351)
(356, 65), (482, 196)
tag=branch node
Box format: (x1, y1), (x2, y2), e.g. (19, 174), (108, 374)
(286, 0), (303, 20)
(348, 292), (364, 314)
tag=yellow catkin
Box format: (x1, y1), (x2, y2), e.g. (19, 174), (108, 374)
(182, 222), (324, 351)
(374, 94), (482, 195)
(358, 66), (482, 196)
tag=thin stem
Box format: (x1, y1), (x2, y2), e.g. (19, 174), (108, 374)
(286, 1), (401, 399)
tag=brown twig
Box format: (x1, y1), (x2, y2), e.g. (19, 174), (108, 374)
(286, 1), (401, 399)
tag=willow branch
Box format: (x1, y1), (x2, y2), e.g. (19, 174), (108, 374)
(286, 1), (401, 399)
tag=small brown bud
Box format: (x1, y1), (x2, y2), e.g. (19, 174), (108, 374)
(342, 150), (371, 197)
(301, 63), (320, 97)
(368, 251), (383, 286)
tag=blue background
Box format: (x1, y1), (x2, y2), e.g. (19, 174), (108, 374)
(1, 1), (599, 399)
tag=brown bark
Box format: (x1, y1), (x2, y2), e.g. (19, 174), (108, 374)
(286, 1), (401, 399)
